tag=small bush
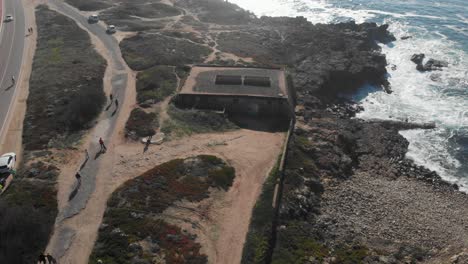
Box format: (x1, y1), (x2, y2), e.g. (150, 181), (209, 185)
(0, 179), (57, 264)
(209, 166), (235, 191)
(136, 65), (177, 105)
(90, 156), (235, 263)
(125, 108), (158, 139)
(161, 104), (238, 138)
(333, 245), (369, 264)
(120, 33), (212, 71)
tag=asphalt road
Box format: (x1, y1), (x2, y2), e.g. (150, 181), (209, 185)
(0, 0), (25, 142)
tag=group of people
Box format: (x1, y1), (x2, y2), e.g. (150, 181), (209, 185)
(38, 253), (56, 264)
(27, 27), (34, 34)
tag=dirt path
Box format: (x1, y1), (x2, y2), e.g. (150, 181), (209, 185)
(43, 0), (137, 263)
(40, 1), (285, 263)
(112, 129), (286, 264)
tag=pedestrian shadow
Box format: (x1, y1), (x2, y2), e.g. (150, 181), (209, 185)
(111, 108), (117, 117)
(4, 84), (14, 91)
(68, 180), (81, 201)
(105, 102), (112, 111)
(94, 150), (105, 160)
(79, 157), (89, 171)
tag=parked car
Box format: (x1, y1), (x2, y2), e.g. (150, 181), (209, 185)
(4, 15), (14, 22)
(106, 25), (116, 34)
(0, 153), (16, 174)
(88, 14), (99, 23)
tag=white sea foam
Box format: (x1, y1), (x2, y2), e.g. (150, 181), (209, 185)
(356, 20), (468, 187)
(230, 0), (468, 190)
(230, 0), (374, 23)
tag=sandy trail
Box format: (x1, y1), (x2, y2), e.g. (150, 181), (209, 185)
(43, 0), (137, 263)
(41, 1), (285, 263)
(112, 129), (285, 264)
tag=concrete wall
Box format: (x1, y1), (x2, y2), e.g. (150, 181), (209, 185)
(176, 94), (292, 119)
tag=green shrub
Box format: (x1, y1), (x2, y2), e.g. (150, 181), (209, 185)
(125, 108), (158, 139)
(24, 6), (106, 150)
(90, 156), (235, 263)
(136, 65), (177, 105)
(209, 166), (235, 191)
(161, 104), (238, 139)
(0, 179), (57, 263)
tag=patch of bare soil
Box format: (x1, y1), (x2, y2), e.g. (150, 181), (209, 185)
(111, 129), (285, 263)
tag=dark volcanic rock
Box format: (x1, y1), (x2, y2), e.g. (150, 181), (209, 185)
(424, 58), (449, 70)
(216, 18), (394, 96)
(411, 53), (448, 72)
(411, 53), (425, 65)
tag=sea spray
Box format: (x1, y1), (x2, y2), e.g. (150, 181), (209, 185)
(230, 0), (468, 190)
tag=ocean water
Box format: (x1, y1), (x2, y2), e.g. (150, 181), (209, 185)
(230, 0), (468, 191)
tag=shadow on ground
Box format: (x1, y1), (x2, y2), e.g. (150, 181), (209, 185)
(228, 115), (290, 132)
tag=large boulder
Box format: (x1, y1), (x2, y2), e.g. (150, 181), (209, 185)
(411, 53), (425, 65)
(411, 53), (448, 72)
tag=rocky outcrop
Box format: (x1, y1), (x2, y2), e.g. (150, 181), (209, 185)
(411, 53), (425, 65)
(411, 53), (448, 71)
(216, 18), (394, 96)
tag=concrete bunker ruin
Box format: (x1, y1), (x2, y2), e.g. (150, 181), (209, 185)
(175, 66), (294, 120)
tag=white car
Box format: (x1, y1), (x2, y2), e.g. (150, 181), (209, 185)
(0, 153), (16, 174)
(106, 25), (116, 34)
(4, 15), (14, 22)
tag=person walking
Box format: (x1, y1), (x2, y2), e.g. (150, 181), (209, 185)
(115, 99), (119, 108)
(109, 93), (113, 101)
(11, 75), (15, 85)
(85, 149), (89, 160)
(99, 137), (107, 152)
(45, 253), (57, 264)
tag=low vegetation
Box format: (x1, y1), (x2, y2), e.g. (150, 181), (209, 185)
(64, 0), (111, 11)
(99, 2), (180, 31)
(0, 162), (59, 263)
(175, 0), (255, 25)
(125, 108), (158, 140)
(103, 2), (180, 19)
(161, 104), (238, 139)
(24, 5), (106, 150)
(1, 6), (105, 262)
(136, 65), (177, 106)
(120, 33), (212, 71)
(89, 156), (236, 264)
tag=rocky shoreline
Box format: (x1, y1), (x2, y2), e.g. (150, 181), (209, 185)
(273, 21), (468, 264)
(54, 0), (468, 262)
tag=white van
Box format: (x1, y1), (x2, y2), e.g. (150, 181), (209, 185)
(88, 14), (99, 23)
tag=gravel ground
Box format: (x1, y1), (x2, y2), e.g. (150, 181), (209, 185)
(316, 171), (468, 262)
